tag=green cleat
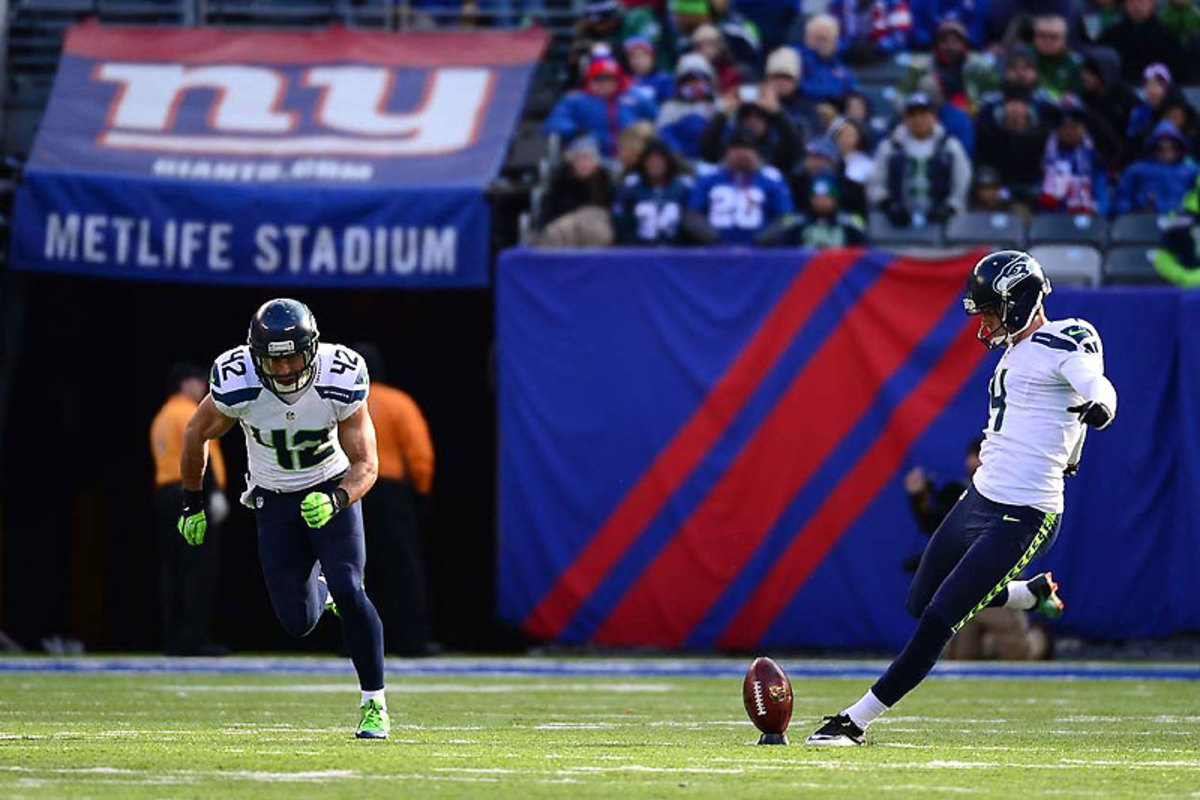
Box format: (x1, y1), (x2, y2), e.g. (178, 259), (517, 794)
(317, 574), (339, 618)
(1028, 572), (1065, 620)
(356, 699), (390, 740)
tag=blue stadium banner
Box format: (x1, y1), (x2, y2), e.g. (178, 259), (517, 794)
(9, 24), (548, 287)
(497, 248), (1200, 650)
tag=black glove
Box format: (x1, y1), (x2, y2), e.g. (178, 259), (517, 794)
(1067, 401), (1113, 429)
(1063, 463), (1080, 478)
(884, 201), (911, 228)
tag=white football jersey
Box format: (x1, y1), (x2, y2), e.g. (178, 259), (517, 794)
(209, 342), (369, 493)
(972, 318), (1117, 514)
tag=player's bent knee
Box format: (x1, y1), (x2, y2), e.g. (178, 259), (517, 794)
(275, 605), (322, 639)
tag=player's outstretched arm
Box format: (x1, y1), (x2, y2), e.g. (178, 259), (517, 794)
(177, 396), (237, 545)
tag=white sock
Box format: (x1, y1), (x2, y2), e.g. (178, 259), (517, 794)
(1004, 580), (1036, 611)
(843, 690), (888, 730)
(361, 689), (386, 709)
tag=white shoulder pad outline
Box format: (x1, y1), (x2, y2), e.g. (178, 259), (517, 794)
(314, 343), (370, 407)
(1056, 319), (1102, 356)
(761, 165), (784, 182)
(209, 344), (262, 411)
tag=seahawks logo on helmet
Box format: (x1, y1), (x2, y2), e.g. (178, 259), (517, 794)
(992, 254), (1034, 296)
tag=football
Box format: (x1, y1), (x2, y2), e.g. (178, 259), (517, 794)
(742, 657), (794, 744)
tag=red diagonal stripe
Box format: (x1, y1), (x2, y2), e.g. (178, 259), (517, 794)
(522, 249), (862, 640)
(717, 320), (986, 649)
(591, 255), (969, 648)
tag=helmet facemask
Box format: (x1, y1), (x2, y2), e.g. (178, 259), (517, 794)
(251, 339), (318, 397)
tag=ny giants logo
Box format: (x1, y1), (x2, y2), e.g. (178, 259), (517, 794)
(92, 63), (496, 157)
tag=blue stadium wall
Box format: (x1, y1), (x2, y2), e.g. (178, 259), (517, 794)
(497, 247), (1200, 651)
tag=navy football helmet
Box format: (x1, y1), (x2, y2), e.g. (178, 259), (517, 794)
(963, 250), (1052, 349)
(247, 299), (320, 396)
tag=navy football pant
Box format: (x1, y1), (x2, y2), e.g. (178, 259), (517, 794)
(872, 483), (1060, 707)
(255, 479), (385, 691)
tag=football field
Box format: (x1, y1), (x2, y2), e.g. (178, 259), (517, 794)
(1, 657), (1198, 798)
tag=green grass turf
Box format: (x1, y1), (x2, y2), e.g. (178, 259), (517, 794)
(1, 667), (1199, 798)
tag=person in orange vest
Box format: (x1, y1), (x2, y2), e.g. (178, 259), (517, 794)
(353, 344), (435, 656)
(150, 364), (229, 656)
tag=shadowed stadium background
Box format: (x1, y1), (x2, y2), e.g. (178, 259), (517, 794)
(0, 277), (502, 652)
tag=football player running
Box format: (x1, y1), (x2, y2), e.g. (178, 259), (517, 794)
(808, 250), (1117, 746)
(178, 299), (390, 739)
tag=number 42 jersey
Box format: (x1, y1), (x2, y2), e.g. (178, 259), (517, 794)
(972, 318), (1117, 515)
(209, 342), (369, 493)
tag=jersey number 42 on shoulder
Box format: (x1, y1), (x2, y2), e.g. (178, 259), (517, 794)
(250, 426), (335, 471)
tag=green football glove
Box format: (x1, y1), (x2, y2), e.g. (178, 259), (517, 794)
(177, 490), (207, 546)
(301, 488), (348, 529)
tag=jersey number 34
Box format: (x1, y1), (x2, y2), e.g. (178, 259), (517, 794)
(988, 369), (1008, 433)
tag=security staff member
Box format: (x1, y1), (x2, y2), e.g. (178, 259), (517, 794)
(150, 363), (229, 656)
(354, 344), (435, 656)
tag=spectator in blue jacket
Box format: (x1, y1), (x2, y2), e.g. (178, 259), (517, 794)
(798, 14), (860, 104)
(544, 56), (658, 158)
(685, 127), (795, 244)
(1114, 121), (1200, 214)
(625, 36), (673, 105)
(613, 139), (695, 244)
(656, 53), (718, 160)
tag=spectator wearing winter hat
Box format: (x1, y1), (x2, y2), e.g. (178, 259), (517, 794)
(798, 15), (859, 104)
(790, 135), (869, 218)
(1125, 64), (1196, 159)
(759, 47), (810, 134)
(1038, 100), (1109, 215)
(902, 16), (998, 112)
(868, 93), (972, 227)
(915, 74), (975, 158)
(538, 136), (617, 247)
(1079, 49), (1136, 165)
(567, 0), (626, 86)
(1113, 120), (1199, 214)
(1100, 0), (1185, 83)
(691, 24), (744, 94)
(975, 85), (1050, 204)
(625, 37), (673, 105)
(700, 90), (805, 173)
(657, 54), (719, 160)
(685, 126), (795, 244)
(544, 57), (658, 158)
(757, 173), (868, 246)
(974, 44), (1059, 125)
(613, 139), (695, 245)
(1031, 15), (1083, 99)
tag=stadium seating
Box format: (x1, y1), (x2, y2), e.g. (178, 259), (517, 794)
(1102, 245), (1161, 284)
(1028, 244), (1103, 287)
(944, 212), (1026, 249)
(867, 212), (942, 247)
(1109, 213), (1165, 246)
(1028, 214), (1109, 248)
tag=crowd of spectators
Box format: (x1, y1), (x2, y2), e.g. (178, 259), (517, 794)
(535, 0), (1200, 273)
